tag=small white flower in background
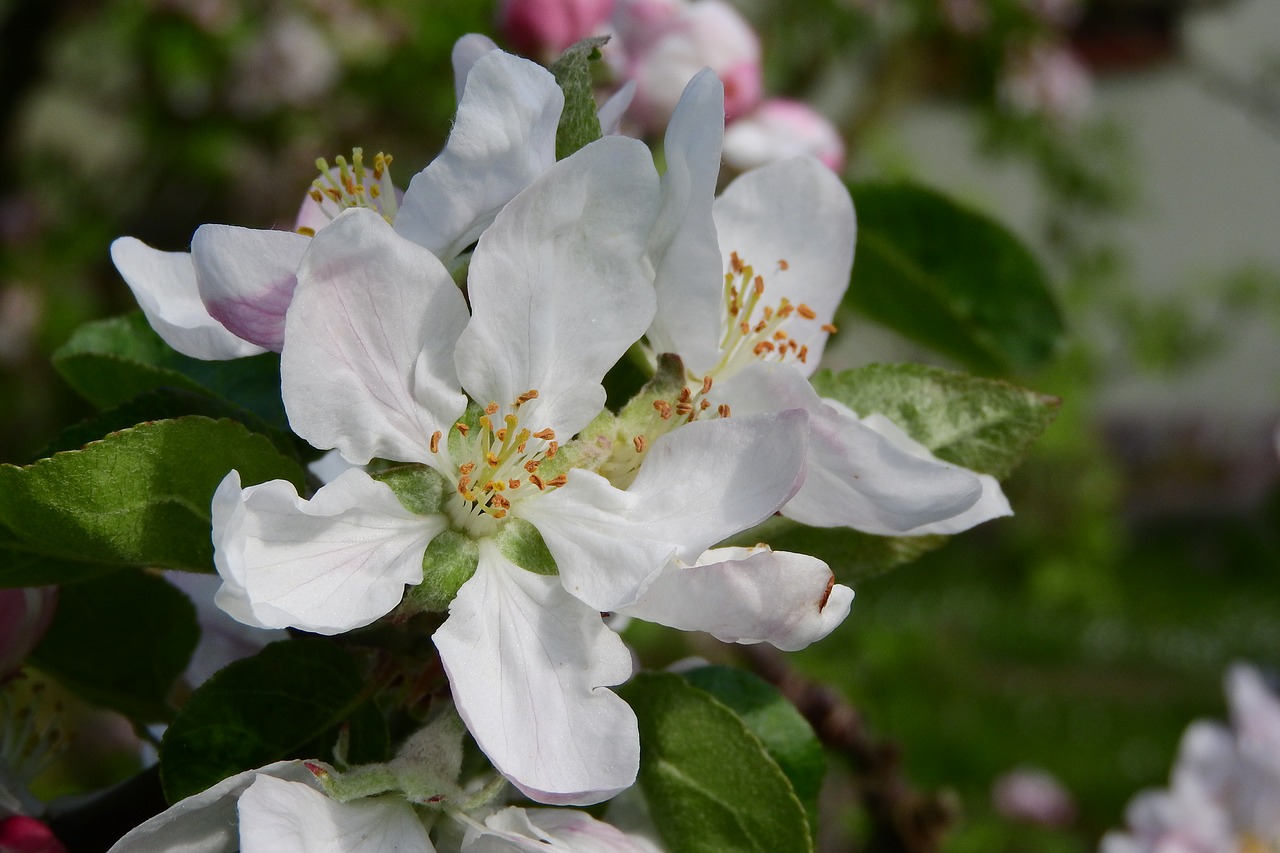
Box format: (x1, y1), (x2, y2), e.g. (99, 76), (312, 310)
(211, 132), (847, 804)
(609, 0), (761, 133)
(110, 39), (567, 360)
(498, 0), (616, 60)
(1000, 43), (1093, 123)
(991, 767), (1076, 828)
(1102, 663), (1280, 852)
(643, 69), (1011, 536)
(722, 98), (846, 173)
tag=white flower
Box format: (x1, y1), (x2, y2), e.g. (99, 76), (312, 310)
(1102, 664), (1280, 852)
(110, 41), (565, 359)
(107, 762), (662, 853)
(722, 98), (846, 174)
(643, 69), (1011, 536)
(212, 136), (834, 804)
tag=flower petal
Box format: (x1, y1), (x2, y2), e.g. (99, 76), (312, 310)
(597, 80), (637, 135)
(457, 136), (659, 437)
(282, 208), (469, 466)
(238, 776), (433, 853)
(522, 410), (809, 612)
(434, 540), (638, 806)
(622, 546), (853, 652)
(646, 68), (727, 375)
(191, 225), (310, 352)
(463, 807), (661, 853)
(717, 364), (988, 534)
(712, 156), (854, 375)
(395, 51), (562, 265)
(105, 761), (315, 853)
(212, 468), (444, 635)
(110, 237), (265, 361)
(452, 33), (500, 103)
(857, 413), (1012, 534)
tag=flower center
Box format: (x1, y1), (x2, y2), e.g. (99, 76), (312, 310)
(709, 251), (835, 379)
(297, 147), (398, 235)
(431, 391), (564, 534)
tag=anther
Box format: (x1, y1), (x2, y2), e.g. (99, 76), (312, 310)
(700, 399), (710, 410)
(524, 459), (541, 473)
(821, 323), (838, 334)
(678, 387), (692, 403)
(547, 441), (559, 457)
(797, 304), (817, 320)
(633, 435), (647, 453)
(490, 494), (510, 509)
(430, 430), (442, 453)
(533, 428), (556, 441)
(508, 478), (521, 490)
(486, 452), (500, 467)
(718, 403), (732, 418)
(730, 252), (744, 274)
(296, 226), (316, 237)
(653, 400), (672, 418)
(701, 375), (713, 395)
(753, 276), (765, 295)
(460, 462), (475, 474)
(485, 402), (499, 415)
(547, 474), (568, 488)
(455, 423), (470, 435)
(778, 259), (790, 271)
(530, 474), (546, 490)
(516, 389), (539, 405)
(753, 341), (775, 355)
(676, 402), (694, 416)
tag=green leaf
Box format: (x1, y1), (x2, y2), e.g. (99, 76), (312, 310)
(36, 387), (299, 461)
(620, 672), (813, 853)
(0, 417), (306, 585)
(811, 363), (1060, 479)
(160, 638), (369, 803)
(30, 572), (199, 723)
(549, 36), (607, 160)
(681, 666), (825, 836)
(847, 181), (1064, 375)
(53, 312), (288, 428)
(740, 517), (948, 584)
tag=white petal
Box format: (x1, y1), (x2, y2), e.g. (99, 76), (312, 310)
(857, 412), (1012, 534)
(622, 546), (852, 652)
(191, 225), (311, 352)
(716, 364), (987, 534)
(434, 541), (638, 806)
(395, 51), (562, 265)
(712, 157), (854, 375)
(597, 80), (637, 135)
(452, 33), (500, 104)
(515, 471), (672, 613)
(522, 410), (809, 613)
(282, 208), (469, 466)
(106, 762), (316, 853)
(646, 69), (727, 375)
(212, 468), (444, 635)
(110, 237), (264, 361)
(457, 136), (659, 437)
(238, 775), (433, 853)
(463, 806), (661, 853)
(624, 409), (809, 561)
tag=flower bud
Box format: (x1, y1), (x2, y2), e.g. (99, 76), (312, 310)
(1000, 43), (1092, 122)
(0, 816), (68, 853)
(612, 0), (762, 133)
(0, 588), (57, 679)
(499, 0), (615, 59)
(722, 99), (846, 173)
(991, 768), (1077, 828)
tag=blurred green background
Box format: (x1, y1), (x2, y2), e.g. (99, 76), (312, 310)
(1, 0), (1277, 849)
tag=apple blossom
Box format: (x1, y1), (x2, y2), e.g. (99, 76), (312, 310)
(722, 98), (846, 173)
(212, 135), (845, 804)
(639, 69), (1011, 536)
(1102, 663), (1280, 852)
(110, 41), (566, 358)
(610, 0), (761, 132)
(0, 588), (56, 681)
(1000, 43), (1093, 123)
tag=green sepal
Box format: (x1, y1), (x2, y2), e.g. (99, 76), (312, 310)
(549, 36), (608, 160)
(620, 671), (814, 853)
(374, 464), (449, 517)
(493, 517), (557, 576)
(397, 530), (479, 615)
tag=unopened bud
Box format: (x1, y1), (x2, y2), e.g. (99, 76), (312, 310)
(723, 99), (846, 173)
(498, 0), (615, 58)
(0, 816), (68, 853)
(0, 587), (57, 679)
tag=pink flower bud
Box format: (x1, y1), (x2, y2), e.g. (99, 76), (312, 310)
(1000, 44), (1092, 122)
(613, 0), (762, 133)
(0, 816), (68, 853)
(992, 768), (1077, 828)
(722, 99), (846, 173)
(499, 0), (616, 59)
(0, 588), (56, 679)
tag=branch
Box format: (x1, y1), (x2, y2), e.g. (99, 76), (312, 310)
(739, 645), (958, 853)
